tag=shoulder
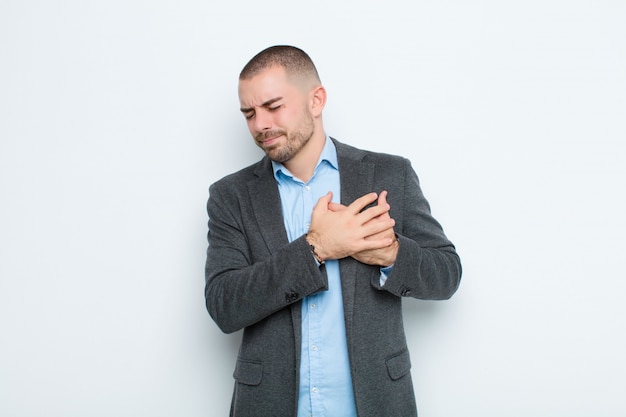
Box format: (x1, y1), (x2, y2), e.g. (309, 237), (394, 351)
(209, 157), (271, 193)
(332, 137), (411, 168)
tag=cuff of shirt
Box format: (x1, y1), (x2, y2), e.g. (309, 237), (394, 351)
(379, 264), (394, 287)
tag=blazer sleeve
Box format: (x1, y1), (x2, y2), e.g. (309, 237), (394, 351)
(372, 157), (462, 300)
(204, 179), (328, 334)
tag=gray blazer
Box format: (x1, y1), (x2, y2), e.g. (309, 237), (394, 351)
(205, 138), (461, 417)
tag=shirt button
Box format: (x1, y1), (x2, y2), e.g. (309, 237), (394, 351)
(312, 387), (318, 393)
(304, 186), (311, 191)
(311, 345), (318, 351)
(310, 303), (316, 309)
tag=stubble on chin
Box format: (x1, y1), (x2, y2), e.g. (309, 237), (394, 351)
(263, 140), (295, 163)
(256, 113), (316, 163)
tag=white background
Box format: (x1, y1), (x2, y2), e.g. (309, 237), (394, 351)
(1, 1), (625, 416)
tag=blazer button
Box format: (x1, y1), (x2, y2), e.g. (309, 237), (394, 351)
(401, 288), (412, 296)
(285, 291), (299, 302)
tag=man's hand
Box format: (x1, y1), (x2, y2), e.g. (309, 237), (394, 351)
(328, 190), (399, 266)
(306, 191), (398, 265)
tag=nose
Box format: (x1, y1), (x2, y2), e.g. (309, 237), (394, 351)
(252, 108), (272, 132)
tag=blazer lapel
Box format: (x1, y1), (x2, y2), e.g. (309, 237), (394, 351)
(337, 154), (374, 206)
(335, 141), (376, 337)
(246, 157), (289, 254)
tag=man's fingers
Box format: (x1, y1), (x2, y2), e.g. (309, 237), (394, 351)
(328, 202), (346, 212)
(357, 201), (390, 223)
(330, 191), (391, 215)
(363, 216), (395, 237)
(347, 192), (379, 213)
(377, 190), (388, 206)
(357, 235), (395, 251)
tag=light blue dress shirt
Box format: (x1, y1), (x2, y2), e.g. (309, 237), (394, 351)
(272, 137), (357, 417)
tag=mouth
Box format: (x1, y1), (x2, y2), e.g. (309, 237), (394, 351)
(257, 133), (284, 147)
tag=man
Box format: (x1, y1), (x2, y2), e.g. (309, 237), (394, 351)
(205, 45), (461, 417)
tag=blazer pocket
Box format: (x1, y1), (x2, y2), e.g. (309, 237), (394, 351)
(385, 348), (412, 380)
(233, 358), (263, 386)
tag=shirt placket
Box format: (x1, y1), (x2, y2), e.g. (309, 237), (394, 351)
(303, 180), (325, 416)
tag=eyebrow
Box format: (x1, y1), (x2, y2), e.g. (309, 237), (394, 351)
(240, 97), (283, 113)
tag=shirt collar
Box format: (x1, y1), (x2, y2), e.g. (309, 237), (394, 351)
(272, 135), (338, 180)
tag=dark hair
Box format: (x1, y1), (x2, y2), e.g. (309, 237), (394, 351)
(239, 45), (321, 83)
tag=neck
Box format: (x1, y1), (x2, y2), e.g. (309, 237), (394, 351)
(283, 131), (326, 183)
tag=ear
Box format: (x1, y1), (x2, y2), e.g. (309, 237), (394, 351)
(309, 85), (327, 117)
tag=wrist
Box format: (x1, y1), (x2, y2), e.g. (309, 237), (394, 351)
(382, 235), (400, 266)
(305, 233), (325, 264)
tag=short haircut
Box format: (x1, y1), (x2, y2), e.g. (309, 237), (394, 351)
(239, 45), (321, 84)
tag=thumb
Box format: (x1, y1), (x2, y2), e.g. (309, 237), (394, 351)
(315, 191), (333, 209)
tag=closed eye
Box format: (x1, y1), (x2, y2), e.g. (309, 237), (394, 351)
(240, 97), (283, 119)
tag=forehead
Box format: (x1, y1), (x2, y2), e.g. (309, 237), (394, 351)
(238, 66), (302, 107)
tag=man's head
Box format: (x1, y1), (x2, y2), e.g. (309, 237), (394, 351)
(238, 46), (326, 165)
(239, 45), (321, 88)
